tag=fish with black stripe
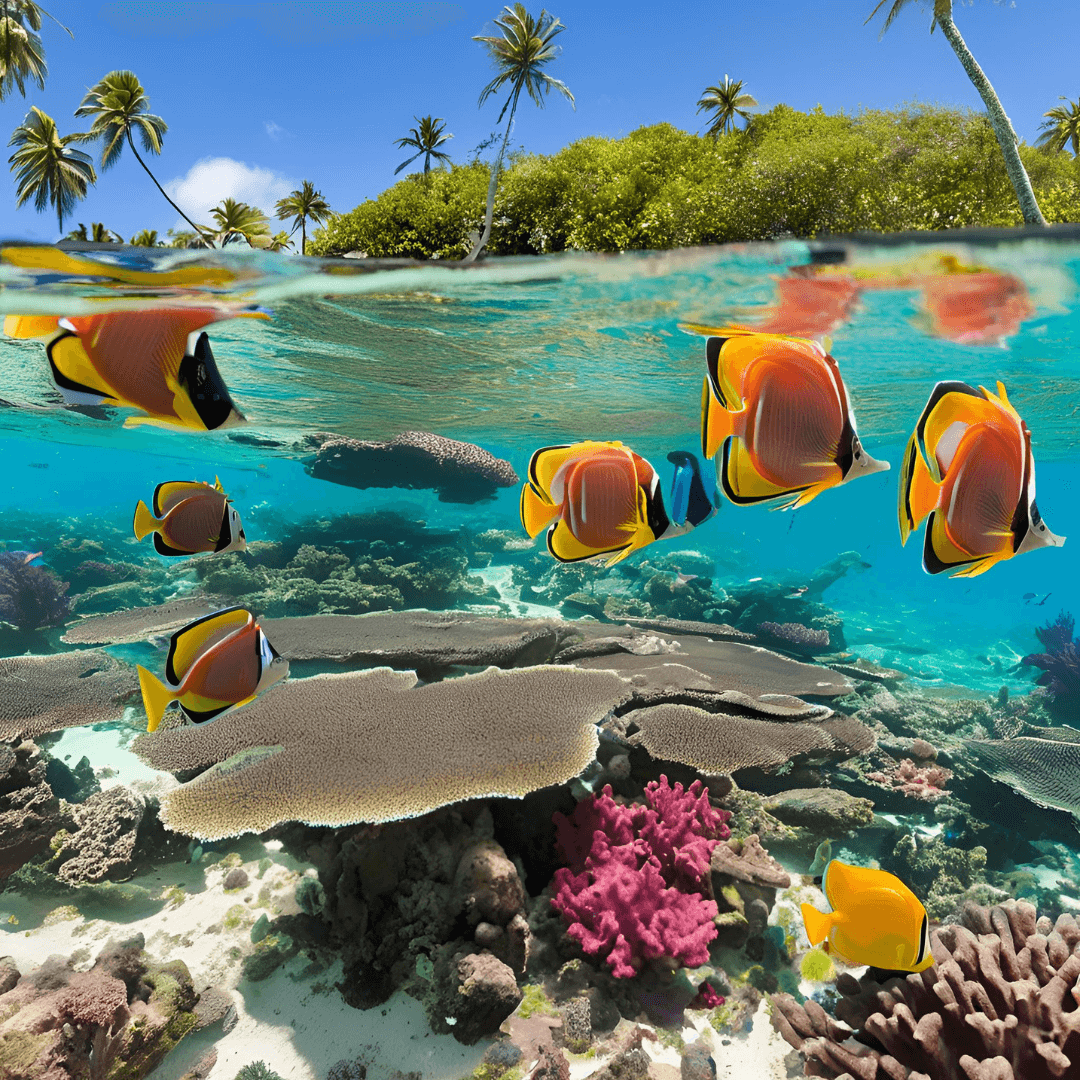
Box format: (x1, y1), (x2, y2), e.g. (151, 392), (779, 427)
(133, 476), (247, 557)
(898, 380), (1065, 577)
(698, 327), (889, 509)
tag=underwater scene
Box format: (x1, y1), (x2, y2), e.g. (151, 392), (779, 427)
(1, 235), (1080, 1080)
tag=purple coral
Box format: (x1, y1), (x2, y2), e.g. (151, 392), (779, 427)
(550, 776), (731, 978)
(0, 550), (70, 630)
(1021, 611), (1080, 713)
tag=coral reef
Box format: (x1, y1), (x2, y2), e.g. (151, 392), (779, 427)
(0, 650), (137, 739)
(304, 430), (518, 503)
(0, 933), (226, 1080)
(864, 755), (953, 800)
(550, 778), (729, 977)
(61, 596), (230, 645)
(761, 787), (875, 836)
(135, 665), (629, 839)
(0, 549), (69, 631)
(1022, 611), (1080, 719)
(755, 620), (830, 656)
(772, 899), (1080, 1079)
(49, 786), (151, 884)
(882, 833), (989, 921)
(0, 738), (60, 883)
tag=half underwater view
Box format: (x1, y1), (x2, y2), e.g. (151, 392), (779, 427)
(2, 234), (1080, 1080)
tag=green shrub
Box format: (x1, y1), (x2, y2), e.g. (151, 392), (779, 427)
(312, 105), (1080, 259)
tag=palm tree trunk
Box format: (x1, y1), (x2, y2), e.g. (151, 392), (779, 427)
(301, 218), (306, 257)
(125, 130), (215, 244)
(935, 12), (1046, 226)
(464, 95), (519, 264)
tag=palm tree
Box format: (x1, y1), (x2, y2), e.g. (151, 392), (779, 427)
(273, 180), (330, 256)
(89, 221), (119, 242)
(8, 106), (96, 233)
(130, 228), (163, 246)
(696, 76), (757, 138)
(264, 230), (293, 252)
(867, 0), (1045, 226)
(166, 227), (209, 249)
(1037, 97), (1080, 156)
(71, 70), (209, 239)
(0, 1), (71, 101)
(64, 222), (87, 240)
(394, 115), (454, 177)
(207, 198), (269, 247)
(465, 3), (574, 263)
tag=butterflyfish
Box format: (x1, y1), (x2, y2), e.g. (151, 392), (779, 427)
(137, 606), (288, 732)
(801, 859), (933, 973)
(699, 328), (889, 509)
(520, 440), (716, 566)
(133, 476), (247, 557)
(898, 380), (1064, 577)
(3, 306), (268, 431)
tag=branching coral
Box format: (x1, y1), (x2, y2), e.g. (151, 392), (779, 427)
(772, 899), (1080, 1079)
(550, 777), (730, 977)
(0, 550), (69, 630)
(865, 756), (952, 800)
(1021, 611), (1080, 716)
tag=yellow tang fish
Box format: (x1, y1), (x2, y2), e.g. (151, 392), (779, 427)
(520, 440), (715, 567)
(898, 380), (1065, 577)
(133, 476), (247, 557)
(4, 306), (267, 431)
(801, 859), (933, 973)
(699, 328), (888, 510)
(137, 606), (288, 732)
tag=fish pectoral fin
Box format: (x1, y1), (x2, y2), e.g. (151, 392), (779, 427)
(520, 482), (560, 538)
(719, 438), (815, 507)
(546, 521), (631, 565)
(165, 606), (253, 685)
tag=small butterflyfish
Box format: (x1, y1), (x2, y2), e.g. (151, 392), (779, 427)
(519, 440), (716, 566)
(137, 606), (288, 732)
(699, 328), (889, 510)
(898, 380), (1065, 578)
(133, 476), (246, 557)
(3, 306), (268, 431)
(801, 859), (933, 973)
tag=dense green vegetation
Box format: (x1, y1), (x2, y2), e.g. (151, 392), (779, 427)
(310, 104), (1080, 259)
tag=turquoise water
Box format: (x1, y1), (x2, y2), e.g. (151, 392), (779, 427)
(3, 236), (1080, 1079)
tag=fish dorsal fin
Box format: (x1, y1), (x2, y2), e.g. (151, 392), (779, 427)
(214, 475), (224, 493)
(153, 481), (216, 518)
(166, 606), (253, 686)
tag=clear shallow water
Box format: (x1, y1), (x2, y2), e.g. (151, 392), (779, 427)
(1, 237), (1078, 693)
(3, 235), (1080, 1079)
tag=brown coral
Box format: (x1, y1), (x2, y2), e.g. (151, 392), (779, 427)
(771, 899), (1080, 1079)
(135, 665), (628, 840)
(61, 595), (228, 645)
(0, 651), (136, 739)
(628, 702), (873, 774)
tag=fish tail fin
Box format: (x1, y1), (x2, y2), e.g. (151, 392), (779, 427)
(137, 665), (175, 733)
(898, 437), (940, 546)
(801, 903), (833, 948)
(133, 500), (163, 541)
(520, 483), (560, 538)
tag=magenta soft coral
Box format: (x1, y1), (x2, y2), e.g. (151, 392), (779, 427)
(550, 776), (731, 978)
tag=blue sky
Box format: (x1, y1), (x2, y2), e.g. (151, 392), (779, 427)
(1, 0), (1077, 243)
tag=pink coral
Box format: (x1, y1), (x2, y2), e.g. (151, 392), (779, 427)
(550, 776), (731, 978)
(866, 756), (952, 800)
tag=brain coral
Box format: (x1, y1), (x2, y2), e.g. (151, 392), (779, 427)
(134, 665), (628, 840)
(772, 899), (1080, 1079)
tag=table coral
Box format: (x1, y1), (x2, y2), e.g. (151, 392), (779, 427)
(771, 899), (1080, 1079)
(550, 777), (730, 977)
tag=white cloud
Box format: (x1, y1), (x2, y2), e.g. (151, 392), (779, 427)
(264, 121), (289, 141)
(164, 157), (298, 227)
